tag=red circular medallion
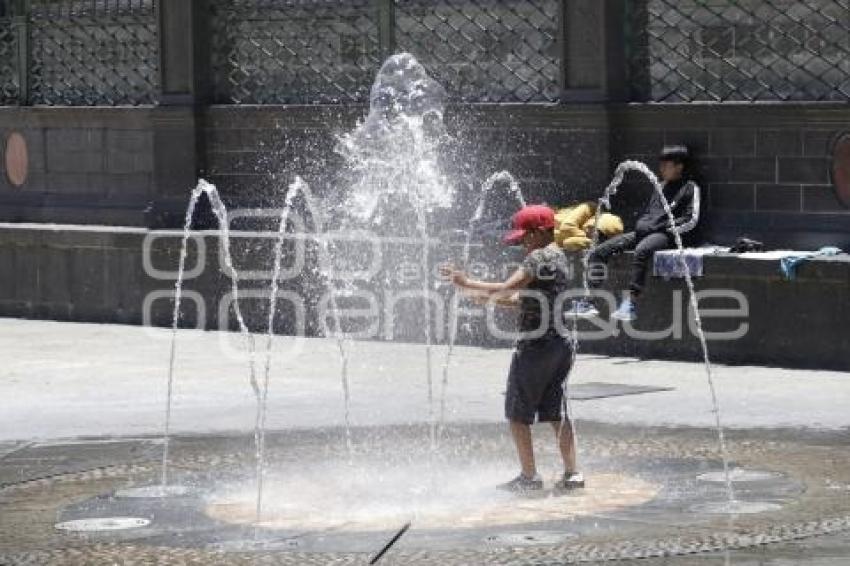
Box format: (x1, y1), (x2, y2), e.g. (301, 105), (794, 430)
(5, 132), (28, 187)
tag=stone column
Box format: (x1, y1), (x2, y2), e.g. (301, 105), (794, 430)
(556, 0), (629, 182)
(11, 0), (29, 105)
(559, 0), (627, 103)
(623, 0), (650, 102)
(377, 0), (396, 61)
(148, 0), (210, 228)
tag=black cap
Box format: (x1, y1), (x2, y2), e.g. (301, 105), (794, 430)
(659, 144), (690, 163)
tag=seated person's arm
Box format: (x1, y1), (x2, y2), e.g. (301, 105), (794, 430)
(670, 182), (701, 235)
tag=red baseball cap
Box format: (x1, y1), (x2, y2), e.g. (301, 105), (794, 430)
(503, 205), (556, 245)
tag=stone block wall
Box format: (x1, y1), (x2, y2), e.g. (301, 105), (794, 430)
(2, 103), (847, 252)
(578, 253), (850, 371)
(609, 104), (850, 250)
(203, 104), (613, 223)
(0, 108), (156, 225)
(1, 223), (848, 370)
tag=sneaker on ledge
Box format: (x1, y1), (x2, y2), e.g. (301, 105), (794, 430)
(564, 299), (599, 319)
(497, 473), (544, 493)
(610, 299), (636, 322)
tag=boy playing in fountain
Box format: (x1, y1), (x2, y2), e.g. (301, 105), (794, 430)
(568, 145), (701, 321)
(440, 205), (584, 493)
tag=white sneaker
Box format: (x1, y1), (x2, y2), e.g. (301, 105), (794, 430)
(554, 471), (585, 491)
(564, 300), (599, 319)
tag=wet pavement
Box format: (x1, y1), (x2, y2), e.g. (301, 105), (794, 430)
(2, 319), (849, 441)
(1, 319), (850, 564)
(2, 424), (850, 564)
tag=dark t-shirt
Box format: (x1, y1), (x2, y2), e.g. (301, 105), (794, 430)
(518, 244), (572, 336)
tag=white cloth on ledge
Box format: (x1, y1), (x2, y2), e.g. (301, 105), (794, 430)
(652, 246), (728, 279)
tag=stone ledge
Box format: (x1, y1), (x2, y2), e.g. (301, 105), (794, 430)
(204, 103), (612, 130)
(610, 103), (850, 130)
(0, 106), (156, 129)
(0, 225), (847, 370)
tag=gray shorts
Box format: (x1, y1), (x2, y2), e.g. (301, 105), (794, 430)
(505, 334), (573, 425)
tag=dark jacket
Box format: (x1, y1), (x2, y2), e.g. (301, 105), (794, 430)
(634, 178), (701, 239)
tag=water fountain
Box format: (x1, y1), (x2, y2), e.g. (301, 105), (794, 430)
(148, 180), (260, 498)
(254, 175), (359, 524)
(255, 179), (302, 526)
(437, 171), (525, 437)
(14, 54), (845, 565)
(581, 160), (736, 511)
(577, 161), (747, 565)
(336, 53), (453, 454)
(130, 52), (456, 515)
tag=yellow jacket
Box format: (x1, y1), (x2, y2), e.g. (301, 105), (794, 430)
(554, 202), (624, 251)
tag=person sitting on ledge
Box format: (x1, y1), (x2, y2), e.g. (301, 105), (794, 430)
(568, 145), (701, 322)
(440, 205), (584, 494)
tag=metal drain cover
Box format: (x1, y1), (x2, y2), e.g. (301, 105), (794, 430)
(55, 517), (151, 532)
(486, 531), (575, 546)
(697, 469), (782, 483)
(115, 485), (192, 498)
(691, 501), (783, 515)
(207, 539), (300, 552)
(569, 382), (673, 400)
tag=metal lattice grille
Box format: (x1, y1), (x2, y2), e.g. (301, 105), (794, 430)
(628, 0), (850, 102)
(0, 8), (17, 105)
(29, 0), (158, 106)
(209, 0), (381, 104)
(394, 0), (560, 102)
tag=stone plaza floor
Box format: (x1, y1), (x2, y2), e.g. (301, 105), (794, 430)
(1, 318), (849, 564)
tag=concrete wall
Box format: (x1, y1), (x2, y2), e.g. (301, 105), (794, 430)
(204, 103), (850, 250)
(1, 102), (847, 374)
(0, 224), (323, 333)
(578, 253), (850, 371)
(0, 108), (156, 226)
(1, 223), (848, 370)
(203, 104), (612, 218)
(0, 106), (207, 228)
(609, 104), (850, 250)
(0, 225), (153, 324)
(3, 103), (847, 251)
(1, 1), (847, 372)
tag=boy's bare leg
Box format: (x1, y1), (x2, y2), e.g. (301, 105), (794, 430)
(551, 421), (577, 473)
(510, 421), (536, 477)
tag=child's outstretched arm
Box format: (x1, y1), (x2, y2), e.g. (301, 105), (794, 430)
(439, 265), (532, 307)
(464, 288), (520, 307)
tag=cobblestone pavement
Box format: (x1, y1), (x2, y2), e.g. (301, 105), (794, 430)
(2, 320), (849, 563)
(1, 424), (849, 565)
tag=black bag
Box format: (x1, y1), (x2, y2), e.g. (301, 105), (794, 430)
(729, 237), (765, 253)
